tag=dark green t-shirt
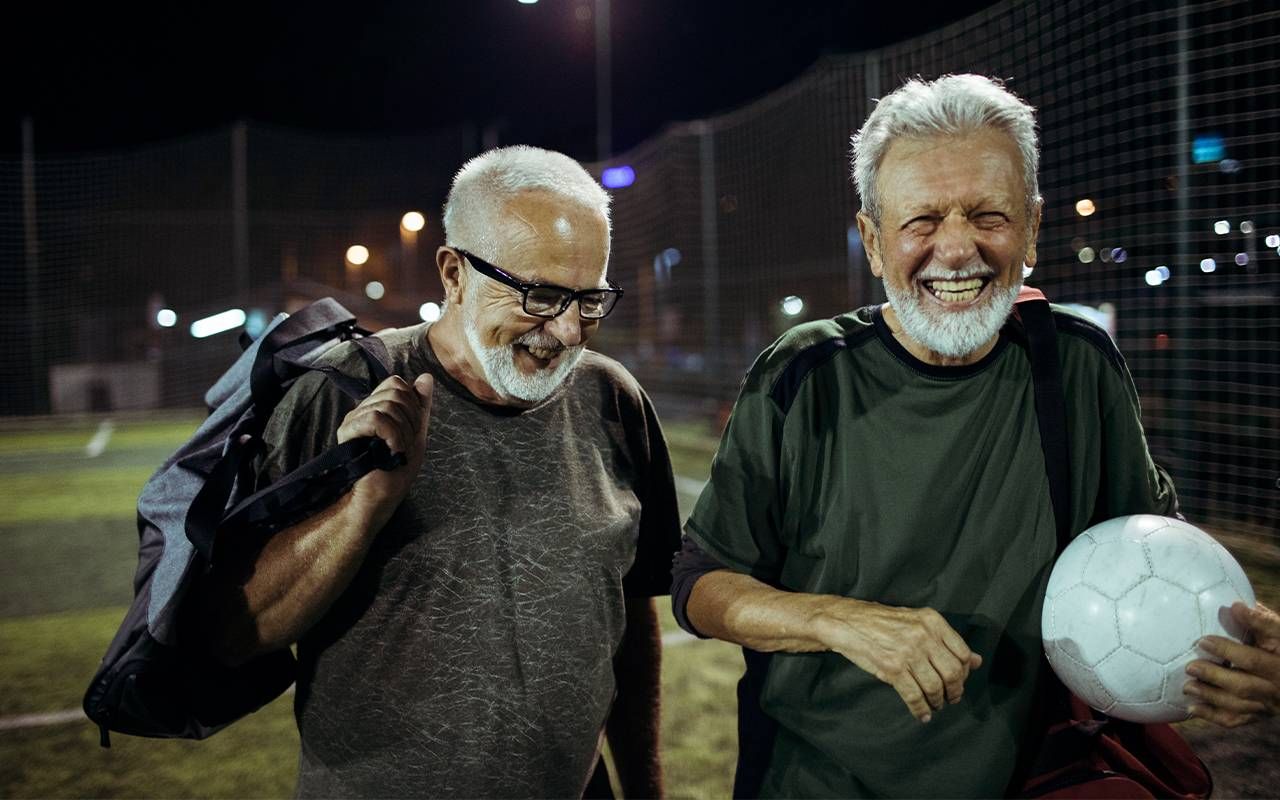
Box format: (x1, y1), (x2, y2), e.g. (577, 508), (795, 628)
(684, 305), (1178, 798)
(256, 323), (681, 799)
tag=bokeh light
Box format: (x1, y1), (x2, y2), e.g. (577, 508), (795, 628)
(1078, 247), (1095, 263)
(156, 308), (177, 328)
(780, 295), (804, 316)
(346, 245), (370, 265)
(419, 302), (442, 322)
(1239, 220), (1255, 234)
(1200, 258), (1216, 273)
(1075, 198), (1096, 217)
(1213, 220), (1230, 235)
(1266, 234), (1280, 249)
(1111, 248), (1127, 263)
(1234, 253), (1249, 266)
(1156, 266), (1171, 281)
(1144, 270), (1163, 287)
(365, 281), (386, 300)
(401, 211), (426, 232)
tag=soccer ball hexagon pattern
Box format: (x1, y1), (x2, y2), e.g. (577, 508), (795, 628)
(1042, 514), (1255, 723)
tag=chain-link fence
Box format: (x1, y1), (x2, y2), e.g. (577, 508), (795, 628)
(2, 0), (1275, 531)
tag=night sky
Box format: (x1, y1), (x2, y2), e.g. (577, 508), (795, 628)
(7, 1), (998, 159)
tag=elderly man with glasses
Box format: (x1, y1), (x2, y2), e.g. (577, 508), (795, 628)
(198, 145), (679, 799)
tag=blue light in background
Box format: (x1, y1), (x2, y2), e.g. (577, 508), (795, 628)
(1192, 134), (1224, 164)
(601, 165), (636, 188)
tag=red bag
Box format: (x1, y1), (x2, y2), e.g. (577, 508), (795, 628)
(1017, 689), (1212, 798)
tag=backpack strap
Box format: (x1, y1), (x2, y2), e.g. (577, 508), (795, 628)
(1015, 286), (1072, 552)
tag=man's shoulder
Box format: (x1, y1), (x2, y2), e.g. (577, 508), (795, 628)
(1048, 304), (1127, 378)
(746, 311), (877, 409)
(574, 349), (646, 401)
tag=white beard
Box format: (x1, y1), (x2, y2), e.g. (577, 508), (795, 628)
(460, 285), (585, 403)
(883, 271), (1020, 360)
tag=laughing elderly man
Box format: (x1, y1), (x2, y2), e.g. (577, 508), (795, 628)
(671, 74), (1280, 797)
(200, 145), (680, 798)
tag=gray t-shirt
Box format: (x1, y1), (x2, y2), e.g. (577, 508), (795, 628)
(256, 323), (681, 798)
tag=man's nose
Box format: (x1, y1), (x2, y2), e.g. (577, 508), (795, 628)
(544, 301), (585, 347)
(933, 214), (980, 267)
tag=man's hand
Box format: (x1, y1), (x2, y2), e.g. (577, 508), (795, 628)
(337, 374), (434, 515)
(1183, 601), (1280, 728)
(812, 598), (983, 724)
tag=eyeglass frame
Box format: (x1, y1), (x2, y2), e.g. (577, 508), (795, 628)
(451, 247), (624, 320)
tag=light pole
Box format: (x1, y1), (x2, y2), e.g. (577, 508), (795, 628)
(400, 211), (425, 298)
(595, 0), (611, 161)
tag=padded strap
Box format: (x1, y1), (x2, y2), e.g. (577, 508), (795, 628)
(1016, 287), (1072, 553)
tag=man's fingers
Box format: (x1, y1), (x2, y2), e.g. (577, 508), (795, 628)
(1188, 702), (1256, 729)
(413, 374), (435, 446)
(1183, 678), (1267, 715)
(1233, 602), (1280, 651)
(888, 673), (933, 723)
(927, 651), (968, 704)
(909, 660), (948, 711)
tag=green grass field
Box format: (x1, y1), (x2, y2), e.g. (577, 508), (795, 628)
(0, 414), (1276, 798)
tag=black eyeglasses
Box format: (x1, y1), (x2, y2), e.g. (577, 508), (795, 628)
(453, 248), (623, 320)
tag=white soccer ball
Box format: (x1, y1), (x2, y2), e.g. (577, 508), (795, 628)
(1042, 514), (1255, 723)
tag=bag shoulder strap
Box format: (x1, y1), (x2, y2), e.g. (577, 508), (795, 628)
(1015, 286), (1072, 552)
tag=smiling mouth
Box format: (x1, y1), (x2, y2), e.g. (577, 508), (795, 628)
(921, 276), (992, 304)
(516, 342), (563, 365)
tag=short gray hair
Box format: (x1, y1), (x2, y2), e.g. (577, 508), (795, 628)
(850, 74), (1040, 223)
(442, 145), (612, 262)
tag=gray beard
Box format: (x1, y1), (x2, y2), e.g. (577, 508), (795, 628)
(461, 299), (584, 403)
(883, 276), (1020, 360)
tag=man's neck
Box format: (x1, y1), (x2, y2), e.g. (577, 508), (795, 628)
(425, 314), (530, 407)
(879, 303), (998, 367)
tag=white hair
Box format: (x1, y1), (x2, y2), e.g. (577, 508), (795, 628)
(442, 145), (612, 261)
(851, 74), (1040, 223)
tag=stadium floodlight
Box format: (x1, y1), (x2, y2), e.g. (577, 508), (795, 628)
(366, 281), (386, 300)
(346, 245), (370, 265)
(1235, 253), (1249, 266)
(1213, 220), (1230, 235)
(601, 166), (635, 188)
(190, 308), (247, 338)
(1239, 220), (1255, 234)
(1144, 270), (1163, 287)
(1200, 258), (1217, 273)
(780, 295), (804, 317)
(401, 211), (426, 232)
(1078, 247), (1096, 263)
(156, 308), (177, 328)
(1266, 234), (1280, 249)
(1075, 198), (1096, 217)
(419, 302), (442, 322)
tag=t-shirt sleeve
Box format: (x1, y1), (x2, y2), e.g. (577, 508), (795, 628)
(1094, 346), (1180, 521)
(621, 387), (683, 598)
(255, 369), (362, 489)
(682, 355), (787, 584)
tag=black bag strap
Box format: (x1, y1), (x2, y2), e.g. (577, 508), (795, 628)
(1016, 288), (1072, 553)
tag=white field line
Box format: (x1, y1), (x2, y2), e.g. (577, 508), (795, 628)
(0, 477), (710, 733)
(84, 420), (115, 458)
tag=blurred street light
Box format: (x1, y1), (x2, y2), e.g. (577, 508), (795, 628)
(401, 211), (426, 232)
(346, 245), (370, 265)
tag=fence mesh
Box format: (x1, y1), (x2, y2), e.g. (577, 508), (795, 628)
(2, 0), (1275, 532)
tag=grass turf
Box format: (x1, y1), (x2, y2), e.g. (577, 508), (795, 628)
(2, 414), (1278, 798)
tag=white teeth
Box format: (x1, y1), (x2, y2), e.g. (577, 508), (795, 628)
(923, 277), (987, 303)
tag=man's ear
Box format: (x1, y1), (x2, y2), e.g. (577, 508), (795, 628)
(856, 210), (884, 278)
(1024, 199), (1043, 268)
(437, 247), (464, 306)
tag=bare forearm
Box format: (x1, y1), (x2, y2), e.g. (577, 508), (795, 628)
(686, 569), (837, 653)
(607, 597), (664, 798)
(204, 491), (384, 664)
